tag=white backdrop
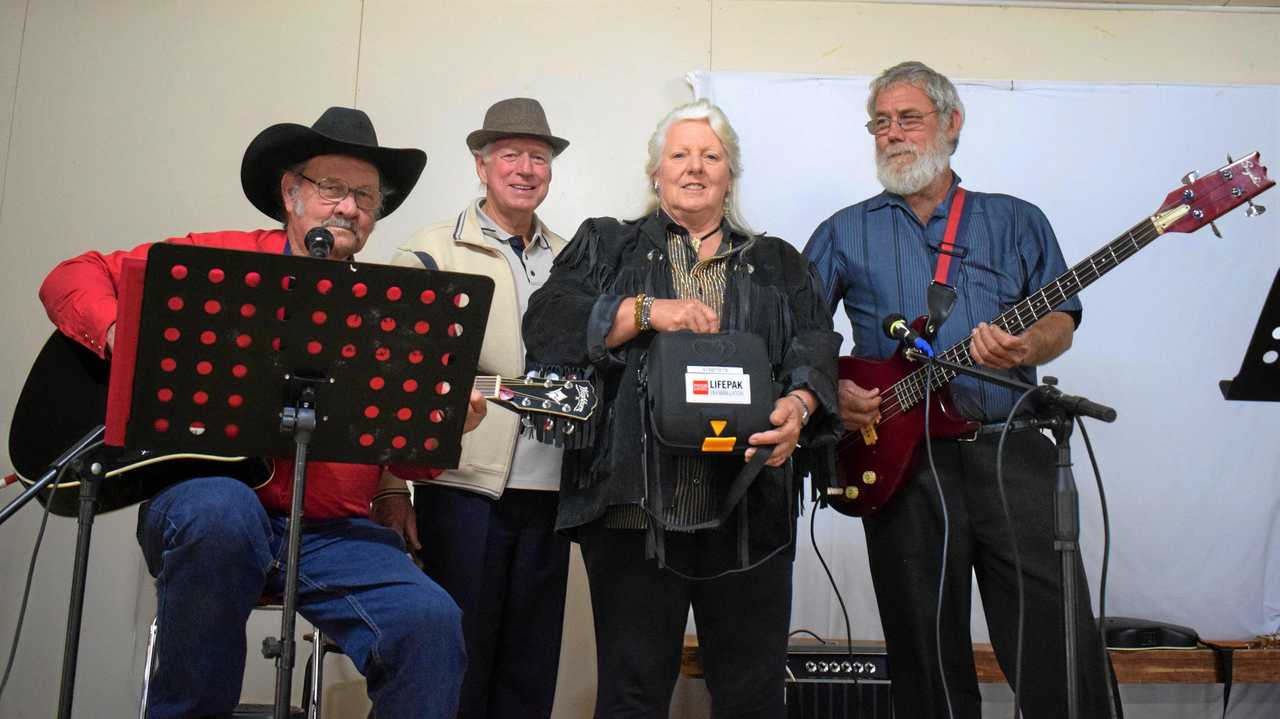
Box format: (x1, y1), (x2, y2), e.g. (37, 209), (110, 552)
(693, 71), (1280, 714)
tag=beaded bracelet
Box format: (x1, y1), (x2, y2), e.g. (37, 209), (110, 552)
(639, 295), (655, 332)
(633, 293), (648, 331)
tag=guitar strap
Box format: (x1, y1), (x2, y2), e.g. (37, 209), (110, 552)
(923, 186), (970, 339)
(932, 186), (970, 286)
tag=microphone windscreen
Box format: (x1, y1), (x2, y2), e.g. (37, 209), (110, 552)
(304, 227), (335, 258)
(882, 313), (906, 338)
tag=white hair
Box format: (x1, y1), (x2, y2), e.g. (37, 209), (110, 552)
(867, 61), (965, 154)
(471, 139), (555, 164)
(644, 99), (752, 234)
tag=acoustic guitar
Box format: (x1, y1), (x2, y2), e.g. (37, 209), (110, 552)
(8, 331), (595, 517)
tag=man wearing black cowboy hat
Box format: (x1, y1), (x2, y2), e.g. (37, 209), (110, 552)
(379, 97), (571, 719)
(39, 107), (481, 719)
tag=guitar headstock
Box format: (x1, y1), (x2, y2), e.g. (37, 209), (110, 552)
(1154, 152), (1273, 235)
(488, 375), (597, 421)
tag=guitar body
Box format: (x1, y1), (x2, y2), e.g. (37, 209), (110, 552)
(832, 343), (978, 517)
(8, 332), (272, 517)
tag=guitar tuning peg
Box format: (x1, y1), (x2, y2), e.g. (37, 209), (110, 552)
(1227, 154), (1235, 164)
(1210, 222), (1223, 238)
(1181, 171), (1200, 185)
(1246, 200), (1266, 218)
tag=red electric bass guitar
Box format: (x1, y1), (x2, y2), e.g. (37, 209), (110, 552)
(830, 152), (1274, 517)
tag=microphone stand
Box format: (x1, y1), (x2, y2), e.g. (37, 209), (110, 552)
(0, 426), (107, 719)
(904, 349), (1115, 719)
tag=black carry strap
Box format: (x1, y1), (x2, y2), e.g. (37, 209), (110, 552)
(641, 400), (774, 533)
(1201, 641), (1235, 719)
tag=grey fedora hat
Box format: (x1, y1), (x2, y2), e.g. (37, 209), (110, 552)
(465, 98), (569, 157)
(241, 106), (427, 222)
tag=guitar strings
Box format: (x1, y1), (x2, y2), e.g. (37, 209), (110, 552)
(871, 219), (1160, 427)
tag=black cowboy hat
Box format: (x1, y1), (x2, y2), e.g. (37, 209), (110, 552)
(465, 98), (569, 157)
(241, 106), (427, 222)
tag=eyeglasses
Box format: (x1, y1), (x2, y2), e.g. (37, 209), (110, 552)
(865, 110), (939, 136)
(295, 172), (383, 211)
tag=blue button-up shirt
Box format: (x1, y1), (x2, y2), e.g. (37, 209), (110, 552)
(803, 174), (1082, 421)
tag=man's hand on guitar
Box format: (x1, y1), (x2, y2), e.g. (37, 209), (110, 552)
(105, 323), (116, 356)
(838, 379), (881, 431)
(969, 322), (1030, 370)
(970, 314), (1074, 369)
(464, 389), (487, 433)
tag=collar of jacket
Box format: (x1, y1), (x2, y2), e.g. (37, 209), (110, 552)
(637, 208), (755, 259)
(452, 197), (553, 252)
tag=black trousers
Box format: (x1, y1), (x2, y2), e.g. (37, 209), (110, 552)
(864, 430), (1119, 719)
(415, 486), (570, 719)
(579, 525), (793, 719)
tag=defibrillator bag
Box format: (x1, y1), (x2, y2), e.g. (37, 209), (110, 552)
(640, 330), (778, 531)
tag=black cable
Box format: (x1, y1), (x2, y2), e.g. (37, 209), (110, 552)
(789, 628), (828, 644)
(994, 385), (1040, 718)
(922, 363), (956, 719)
(1077, 418), (1119, 719)
(0, 468), (62, 703)
(809, 495), (854, 659)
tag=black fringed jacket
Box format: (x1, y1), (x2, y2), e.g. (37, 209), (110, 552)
(523, 211), (841, 572)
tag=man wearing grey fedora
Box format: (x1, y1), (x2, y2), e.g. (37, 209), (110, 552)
(39, 106), (482, 718)
(378, 97), (571, 719)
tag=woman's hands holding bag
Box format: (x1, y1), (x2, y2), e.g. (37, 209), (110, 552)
(745, 389), (816, 467)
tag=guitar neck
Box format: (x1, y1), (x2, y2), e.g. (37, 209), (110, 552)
(904, 215), (1165, 397)
(473, 375), (503, 398)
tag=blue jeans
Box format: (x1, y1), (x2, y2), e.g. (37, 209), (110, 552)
(136, 476), (464, 719)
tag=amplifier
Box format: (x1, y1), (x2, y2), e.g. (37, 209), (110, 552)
(785, 643), (893, 719)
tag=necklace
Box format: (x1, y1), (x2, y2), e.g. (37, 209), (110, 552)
(690, 226), (721, 253)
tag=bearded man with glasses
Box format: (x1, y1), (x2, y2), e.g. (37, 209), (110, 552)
(39, 107), (485, 719)
(803, 62), (1120, 718)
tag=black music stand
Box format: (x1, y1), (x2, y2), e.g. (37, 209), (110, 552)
(109, 243), (492, 719)
(1220, 268), (1280, 401)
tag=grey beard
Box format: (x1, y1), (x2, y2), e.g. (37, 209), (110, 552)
(876, 141), (951, 196)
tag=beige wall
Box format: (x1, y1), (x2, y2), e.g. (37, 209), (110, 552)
(0, 1), (1276, 718)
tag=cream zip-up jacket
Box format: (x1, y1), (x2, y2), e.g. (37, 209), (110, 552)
(390, 199), (567, 498)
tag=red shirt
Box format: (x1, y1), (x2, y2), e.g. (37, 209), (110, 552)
(39, 228), (438, 518)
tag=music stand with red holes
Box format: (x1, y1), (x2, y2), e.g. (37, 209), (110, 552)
(107, 242), (494, 719)
(1220, 267), (1280, 402)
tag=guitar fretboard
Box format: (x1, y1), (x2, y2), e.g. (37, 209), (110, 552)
(891, 216), (1164, 410)
(473, 376), (499, 397)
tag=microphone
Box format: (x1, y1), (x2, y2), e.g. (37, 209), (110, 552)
(883, 313), (935, 358)
(1039, 381), (1118, 423)
(304, 227), (334, 258)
